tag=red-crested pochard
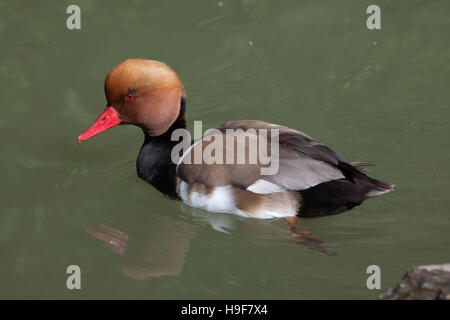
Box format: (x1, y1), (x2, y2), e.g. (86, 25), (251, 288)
(78, 59), (394, 221)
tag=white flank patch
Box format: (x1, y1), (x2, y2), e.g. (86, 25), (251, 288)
(246, 179), (285, 194)
(177, 178), (299, 219)
(177, 179), (249, 218)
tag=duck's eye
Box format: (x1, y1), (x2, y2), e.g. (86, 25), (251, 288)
(126, 94), (134, 101)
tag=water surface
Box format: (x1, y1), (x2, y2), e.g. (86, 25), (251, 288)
(0, 0), (449, 299)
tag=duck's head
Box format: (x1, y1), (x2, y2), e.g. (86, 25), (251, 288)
(78, 59), (185, 143)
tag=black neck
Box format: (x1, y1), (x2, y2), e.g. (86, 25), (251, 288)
(136, 98), (187, 198)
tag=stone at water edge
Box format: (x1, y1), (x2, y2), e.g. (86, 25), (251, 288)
(379, 263), (450, 300)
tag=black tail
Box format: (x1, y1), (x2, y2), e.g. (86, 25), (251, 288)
(298, 163), (394, 218)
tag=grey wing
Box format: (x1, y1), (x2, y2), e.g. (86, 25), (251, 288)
(219, 120), (349, 192)
(218, 120), (346, 165)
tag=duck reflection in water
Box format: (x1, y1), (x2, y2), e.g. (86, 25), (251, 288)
(84, 213), (335, 280)
(84, 216), (193, 279)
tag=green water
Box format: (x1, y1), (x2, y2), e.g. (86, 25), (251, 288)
(0, 0), (449, 299)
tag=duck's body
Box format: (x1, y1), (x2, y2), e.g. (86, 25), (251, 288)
(136, 117), (392, 219)
(79, 59), (393, 219)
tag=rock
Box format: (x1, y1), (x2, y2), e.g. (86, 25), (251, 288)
(379, 264), (450, 300)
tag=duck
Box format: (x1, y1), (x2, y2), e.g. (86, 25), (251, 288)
(78, 58), (394, 221)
